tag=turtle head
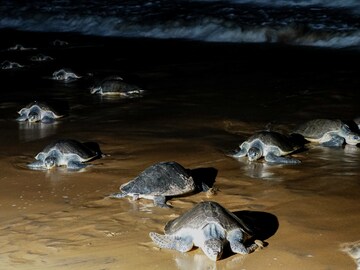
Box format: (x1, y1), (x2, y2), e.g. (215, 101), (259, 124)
(345, 133), (360, 145)
(203, 239), (223, 261)
(247, 147), (262, 161)
(44, 156), (57, 169)
(90, 86), (101, 94)
(28, 111), (41, 122)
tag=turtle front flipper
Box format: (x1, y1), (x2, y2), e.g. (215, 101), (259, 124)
(321, 135), (345, 147)
(229, 147), (247, 158)
(227, 229), (264, 254)
(27, 160), (46, 169)
(153, 195), (172, 208)
(108, 191), (127, 199)
(16, 114), (28, 121)
(149, 232), (193, 252)
(67, 160), (87, 170)
(264, 153), (301, 164)
(227, 229), (249, 254)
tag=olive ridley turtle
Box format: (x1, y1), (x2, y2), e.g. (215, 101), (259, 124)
(293, 119), (360, 147)
(52, 69), (81, 82)
(28, 139), (101, 170)
(109, 161), (210, 208)
(7, 44), (36, 51)
(52, 39), (69, 46)
(1, 60), (24, 70)
(340, 240), (360, 270)
(30, 53), (54, 62)
(90, 76), (144, 97)
(17, 101), (63, 123)
(149, 201), (263, 261)
(229, 131), (301, 164)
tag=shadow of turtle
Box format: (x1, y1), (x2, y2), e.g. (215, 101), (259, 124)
(233, 210), (279, 243)
(219, 210), (279, 260)
(51, 100), (70, 117)
(82, 141), (105, 160)
(188, 167), (218, 192)
(289, 133), (309, 149)
(344, 119), (360, 133)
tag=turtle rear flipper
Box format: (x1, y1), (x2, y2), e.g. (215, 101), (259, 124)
(321, 135), (345, 147)
(90, 86), (101, 94)
(41, 115), (56, 124)
(264, 153), (301, 164)
(200, 182), (211, 192)
(149, 232), (193, 252)
(153, 195), (172, 208)
(67, 160), (87, 170)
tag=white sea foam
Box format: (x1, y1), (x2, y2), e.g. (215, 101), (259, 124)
(0, 0), (359, 49)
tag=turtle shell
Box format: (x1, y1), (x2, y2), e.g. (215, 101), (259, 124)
(1, 60), (24, 69)
(293, 119), (343, 140)
(91, 76), (143, 95)
(27, 101), (53, 111)
(52, 69), (80, 81)
(120, 161), (196, 196)
(18, 101), (62, 118)
(30, 53), (53, 62)
(37, 139), (98, 162)
(164, 201), (253, 236)
(243, 131), (299, 155)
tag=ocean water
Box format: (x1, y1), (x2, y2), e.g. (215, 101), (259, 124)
(0, 0), (359, 48)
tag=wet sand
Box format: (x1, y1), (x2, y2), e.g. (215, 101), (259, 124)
(0, 29), (360, 269)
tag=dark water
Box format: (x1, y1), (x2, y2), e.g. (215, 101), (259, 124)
(0, 0), (360, 48)
(0, 30), (360, 269)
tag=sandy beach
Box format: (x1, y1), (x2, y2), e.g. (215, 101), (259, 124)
(0, 29), (360, 269)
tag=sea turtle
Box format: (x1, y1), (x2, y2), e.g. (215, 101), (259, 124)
(30, 53), (54, 62)
(340, 240), (360, 270)
(17, 101), (63, 123)
(52, 39), (69, 46)
(27, 139), (101, 170)
(229, 131), (301, 164)
(1, 60), (24, 70)
(109, 161), (207, 208)
(292, 119), (360, 147)
(149, 201), (263, 261)
(52, 68), (81, 82)
(7, 44), (36, 51)
(90, 76), (144, 96)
